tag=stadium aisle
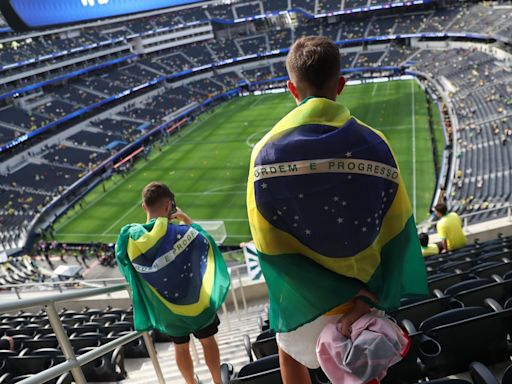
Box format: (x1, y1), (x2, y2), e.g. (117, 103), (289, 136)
(123, 302), (266, 383)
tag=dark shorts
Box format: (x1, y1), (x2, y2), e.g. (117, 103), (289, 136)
(170, 315), (220, 345)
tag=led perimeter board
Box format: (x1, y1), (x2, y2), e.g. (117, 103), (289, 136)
(0, 0), (204, 31)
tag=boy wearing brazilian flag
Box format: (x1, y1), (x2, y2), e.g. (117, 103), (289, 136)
(116, 182), (230, 384)
(247, 36), (428, 383)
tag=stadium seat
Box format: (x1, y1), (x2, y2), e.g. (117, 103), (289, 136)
(221, 355), (282, 384)
(7, 355), (53, 375)
(106, 331), (150, 358)
(390, 295), (452, 328)
(470, 262), (512, 279)
(470, 362), (500, 384)
(428, 272), (469, 292)
(23, 337), (58, 350)
(417, 306), (512, 378)
(78, 346), (126, 382)
(250, 330), (277, 360)
(452, 280), (512, 307)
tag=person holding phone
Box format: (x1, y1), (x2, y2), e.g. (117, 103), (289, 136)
(115, 182), (230, 384)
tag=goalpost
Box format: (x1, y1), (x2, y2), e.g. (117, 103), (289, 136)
(195, 221), (227, 245)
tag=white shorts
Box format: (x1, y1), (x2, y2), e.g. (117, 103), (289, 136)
(276, 315), (342, 369)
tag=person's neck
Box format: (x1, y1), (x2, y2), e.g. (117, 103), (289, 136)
(146, 212), (165, 223)
(299, 93), (336, 103)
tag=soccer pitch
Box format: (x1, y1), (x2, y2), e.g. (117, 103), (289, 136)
(54, 79), (442, 245)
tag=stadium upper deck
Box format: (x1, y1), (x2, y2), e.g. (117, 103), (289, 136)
(0, 0), (511, 253)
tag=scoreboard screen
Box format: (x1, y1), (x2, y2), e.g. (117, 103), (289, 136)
(0, 0), (204, 31)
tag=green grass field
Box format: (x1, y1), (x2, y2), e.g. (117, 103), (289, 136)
(54, 79), (441, 245)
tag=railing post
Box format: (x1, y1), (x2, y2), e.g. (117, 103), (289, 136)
(508, 205), (511, 222)
(236, 268), (247, 312)
(45, 302), (87, 384)
(14, 287), (21, 300)
(464, 217), (468, 230)
(142, 332), (166, 384)
(229, 270), (241, 321)
(222, 303), (231, 332)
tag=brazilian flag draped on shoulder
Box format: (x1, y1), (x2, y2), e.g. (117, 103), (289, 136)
(116, 218), (230, 336)
(247, 97), (428, 333)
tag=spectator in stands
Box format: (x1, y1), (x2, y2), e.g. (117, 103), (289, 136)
(0, 335), (14, 351)
(116, 182), (229, 384)
(419, 232), (439, 257)
(247, 36), (427, 384)
(434, 202), (467, 253)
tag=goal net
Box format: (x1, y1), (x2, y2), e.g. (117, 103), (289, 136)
(195, 221), (227, 245)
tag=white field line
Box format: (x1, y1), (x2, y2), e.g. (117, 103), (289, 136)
(411, 80), (417, 218)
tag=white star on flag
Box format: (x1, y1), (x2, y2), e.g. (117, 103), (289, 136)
(294, 215), (299, 220)
(261, 183), (268, 189)
(305, 229), (311, 235)
(299, 193), (304, 198)
(324, 206), (329, 210)
(177, 234), (182, 239)
(333, 196), (339, 202)
(345, 152), (352, 157)
(337, 217), (344, 224)
(342, 201), (347, 206)
(362, 227), (367, 232)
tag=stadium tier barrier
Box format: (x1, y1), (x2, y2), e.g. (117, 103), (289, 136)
(0, 284), (166, 384)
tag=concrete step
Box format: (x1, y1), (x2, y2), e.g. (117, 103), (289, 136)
(122, 302), (268, 384)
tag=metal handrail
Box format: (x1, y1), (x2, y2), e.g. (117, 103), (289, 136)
(0, 283), (166, 384)
(0, 277), (126, 291)
(0, 284), (128, 313)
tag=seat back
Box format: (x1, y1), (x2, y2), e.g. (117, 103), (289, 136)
(472, 262), (512, 280)
(232, 355), (282, 384)
(454, 280), (512, 307)
(7, 355), (52, 375)
(391, 296), (452, 328)
(252, 332), (278, 360)
(444, 279), (494, 296)
(428, 273), (469, 293)
(419, 308), (512, 378)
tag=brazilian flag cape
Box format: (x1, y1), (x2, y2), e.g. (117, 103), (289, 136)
(247, 97), (428, 333)
(116, 218), (230, 336)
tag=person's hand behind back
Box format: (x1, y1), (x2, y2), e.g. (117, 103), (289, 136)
(337, 289), (378, 337)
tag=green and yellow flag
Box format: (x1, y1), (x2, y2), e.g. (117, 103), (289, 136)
(116, 218), (230, 336)
(247, 97), (428, 333)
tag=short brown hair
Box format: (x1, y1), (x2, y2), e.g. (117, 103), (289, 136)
(434, 202), (448, 215)
(142, 182), (174, 209)
(286, 36), (340, 91)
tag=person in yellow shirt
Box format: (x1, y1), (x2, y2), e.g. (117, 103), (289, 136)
(419, 233), (439, 257)
(434, 203), (467, 253)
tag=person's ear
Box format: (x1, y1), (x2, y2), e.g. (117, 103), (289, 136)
(287, 80), (300, 103)
(142, 202), (147, 213)
(336, 76), (346, 95)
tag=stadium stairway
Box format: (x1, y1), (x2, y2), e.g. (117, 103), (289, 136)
(123, 302), (266, 384)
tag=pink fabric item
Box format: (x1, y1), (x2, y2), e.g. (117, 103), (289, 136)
(316, 311), (410, 384)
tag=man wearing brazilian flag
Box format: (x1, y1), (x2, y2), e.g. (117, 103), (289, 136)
(247, 36), (428, 383)
(116, 182), (230, 384)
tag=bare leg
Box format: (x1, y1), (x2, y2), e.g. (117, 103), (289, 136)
(174, 342), (196, 384)
(279, 346), (312, 384)
(199, 336), (221, 384)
